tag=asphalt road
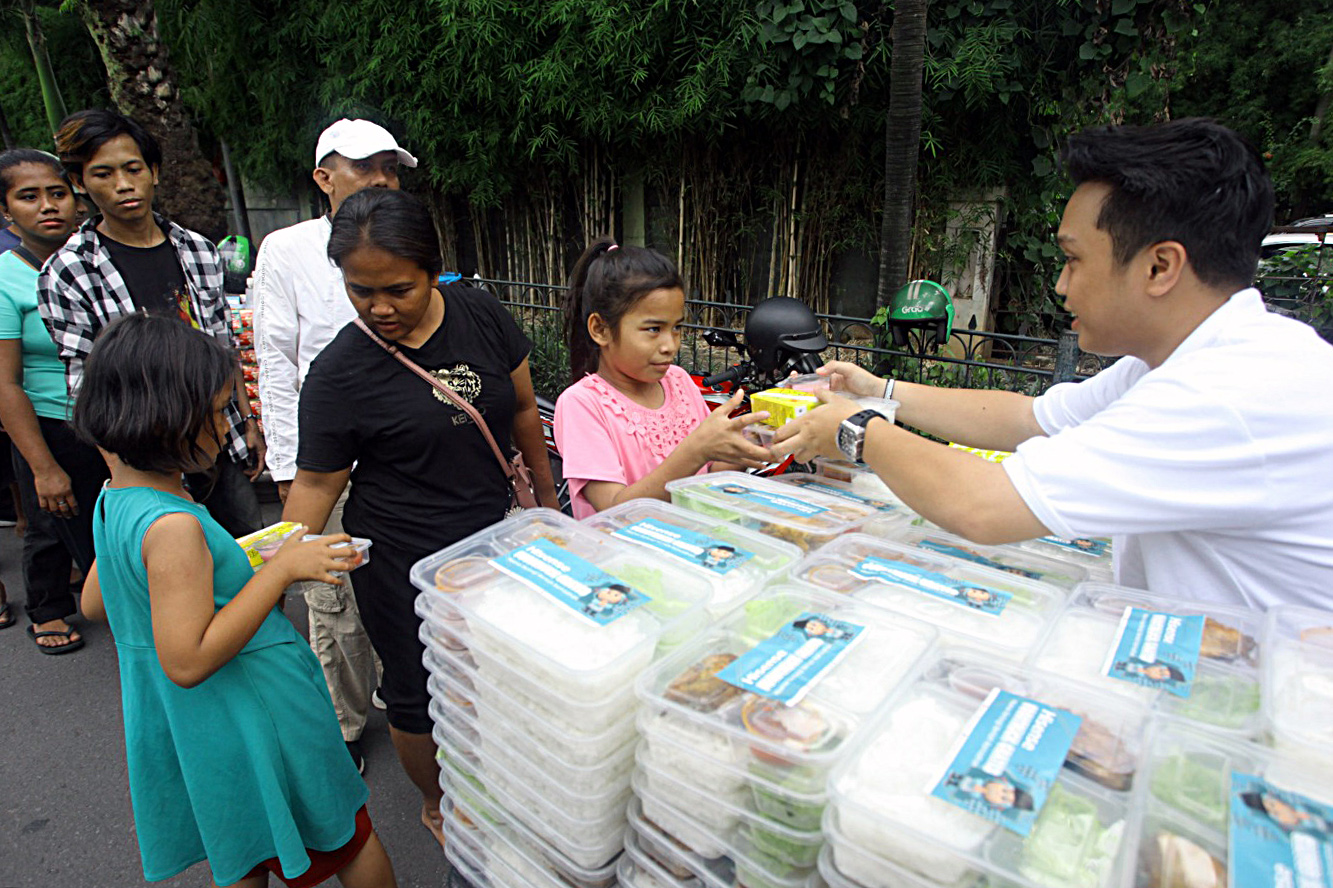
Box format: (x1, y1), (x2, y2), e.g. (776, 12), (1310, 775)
(0, 492), (452, 888)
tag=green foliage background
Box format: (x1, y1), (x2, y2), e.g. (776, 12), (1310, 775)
(1, 0), (1328, 333)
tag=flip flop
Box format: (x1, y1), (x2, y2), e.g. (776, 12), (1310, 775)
(0, 601), (15, 630)
(27, 624), (85, 655)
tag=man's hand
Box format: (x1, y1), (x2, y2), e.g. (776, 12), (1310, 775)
(277, 480), (292, 504)
(35, 466), (78, 516)
(243, 420), (267, 481)
(770, 390), (864, 463)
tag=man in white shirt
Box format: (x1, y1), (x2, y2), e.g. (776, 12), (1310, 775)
(774, 118), (1333, 612)
(252, 118), (417, 772)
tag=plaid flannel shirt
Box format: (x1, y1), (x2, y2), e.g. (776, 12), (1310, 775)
(36, 214), (249, 464)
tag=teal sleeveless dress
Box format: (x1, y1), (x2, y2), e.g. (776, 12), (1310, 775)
(93, 486), (369, 884)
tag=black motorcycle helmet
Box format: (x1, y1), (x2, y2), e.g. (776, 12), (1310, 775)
(745, 297), (828, 374)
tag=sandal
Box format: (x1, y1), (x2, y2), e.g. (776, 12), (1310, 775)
(0, 600), (14, 630)
(27, 624), (85, 655)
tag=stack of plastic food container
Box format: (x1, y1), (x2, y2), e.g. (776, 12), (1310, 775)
(1130, 720), (1333, 888)
(877, 524), (1090, 591)
(770, 473), (916, 528)
(410, 509), (713, 883)
(1264, 603), (1333, 775)
(1029, 583), (1267, 738)
(791, 533), (1066, 662)
(665, 471), (906, 552)
(808, 458), (906, 507)
(582, 499), (803, 619)
(629, 584), (938, 888)
(821, 652), (1151, 888)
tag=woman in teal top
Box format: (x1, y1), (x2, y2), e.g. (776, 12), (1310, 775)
(75, 313), (396, 887)
(0, 149), (108, 651)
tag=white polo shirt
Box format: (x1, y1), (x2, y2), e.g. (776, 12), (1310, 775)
(1003, 289), (1333, 611)
(252, 217), (356, 482)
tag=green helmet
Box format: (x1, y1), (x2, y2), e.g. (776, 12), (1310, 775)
(217, 235), (255, 295)
(887, 279), (953, 348)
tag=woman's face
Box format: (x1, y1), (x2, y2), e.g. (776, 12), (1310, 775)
(341, 244), (435, 341)
(3, 162), (76, 250)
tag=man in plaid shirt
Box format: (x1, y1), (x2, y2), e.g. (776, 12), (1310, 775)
(37, 109), (264, 535)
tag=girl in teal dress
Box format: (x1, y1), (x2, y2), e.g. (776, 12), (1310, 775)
(74, 313), (397, 887)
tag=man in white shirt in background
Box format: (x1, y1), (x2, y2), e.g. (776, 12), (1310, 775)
(252, 118), (417, 773)
(774, 118), (1333, 613)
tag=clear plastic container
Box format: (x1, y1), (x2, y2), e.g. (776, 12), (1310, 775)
(879, 525), (1090, 591)
(1264, 603), (1333, 760)
(423, 623), (639, 765)
(451, 781), (621, 888)
(793, 534), (1064, 661)
(665, 471), (883, 552)
(435, 697), (633, 823)
(302, 533), (372, 569)
(1132, 721), (1333, 888)
(583, 499), (802, 618)
(618, 847), (703, 888)
(634, 585), (937, 795)
(770, 474), (913, 537)
(1030, 583), (1266, 737)
(810, 459), (906, 507)
(438, 736), (627, 869)
(1016, 535), (1114, 582)
(826, 666), (1138, 888)
(627, 796), (733, 888)
(411, 508), (711, 701)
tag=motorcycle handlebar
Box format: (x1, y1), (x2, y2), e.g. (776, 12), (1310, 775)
(701, 366), (742, 388)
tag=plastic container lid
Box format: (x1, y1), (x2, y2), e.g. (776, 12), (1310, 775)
(627, 795), (733, 888)
(1015, 535), (1114, 582)
(1264, 603), (1333, 757)
(421, 620), (639, 763)
(437, 736), (627, 869)
(1029, 582), (1266, 737)
(878, 525), (1090, 591)
(770, 474), (913, 538)
(1132, 720), (1333, 888)
(618, 845), (703, 888)
(826, 657), (1138, 888)
(635, 585), (937, 785)
(792, 534), (1065, 661)
(412, 509), (711, 701)
(810, 459), (907, 507)
(583, 499), (803, 618)
(666, 471), (891, 553)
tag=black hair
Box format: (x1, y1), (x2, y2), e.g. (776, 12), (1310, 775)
(1060, 118), (1274, 291)
(1010, 787), (1034, 811)
(0, 149), (66, 208)
(54, 109), (162, 182)
(327, 188), (443, 280)
(563, 238), (683, 379)
(73, 313), (236, 474)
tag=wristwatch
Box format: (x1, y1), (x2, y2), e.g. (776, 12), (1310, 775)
(837, 409), (887, 463)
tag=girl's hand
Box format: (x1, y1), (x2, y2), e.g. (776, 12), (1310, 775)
(268, 530), (361, 585)
(687, 390), (774, 469)
(816, 361), (887, 398)
(34, 466), (77, 516)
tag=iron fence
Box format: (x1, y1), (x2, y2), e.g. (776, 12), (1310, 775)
(469, 277), (1109, 400)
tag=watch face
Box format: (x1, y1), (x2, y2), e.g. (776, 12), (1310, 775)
(837, 422), (860, 461)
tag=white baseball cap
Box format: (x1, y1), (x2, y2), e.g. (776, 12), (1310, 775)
(315, 118), (418, 168)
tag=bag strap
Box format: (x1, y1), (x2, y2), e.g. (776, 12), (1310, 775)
(353, 317), (517, 483)
(11, 244), (43, 272)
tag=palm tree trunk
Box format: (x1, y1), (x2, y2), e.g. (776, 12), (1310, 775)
(877, 0), (928, 306)
(18, 0), (67, 140)
(77, 0), (227, 241)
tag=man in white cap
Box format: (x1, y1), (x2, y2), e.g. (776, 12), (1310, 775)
(251, 118), (418, 774)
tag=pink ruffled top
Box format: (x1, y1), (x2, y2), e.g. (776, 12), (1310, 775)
(554, 365), (713, 518)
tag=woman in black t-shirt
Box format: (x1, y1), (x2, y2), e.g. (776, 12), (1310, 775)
(282, 189), (559, 845)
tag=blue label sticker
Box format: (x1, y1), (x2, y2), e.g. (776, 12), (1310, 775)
(779, 476), (901, 514)
(611, 518), (755, 576)
(705, 483), (830, 518)
(490, 539), (650, 626)
(1041, 536), (1110, 558)
(1101, 607), (1205, 699)
(715, 611), (864, 705)
(1229, 772), (1333, 888)
(930, 689), (1083, 837)
(915, 538), (1044, 580)
(850, 557), (1012, 616)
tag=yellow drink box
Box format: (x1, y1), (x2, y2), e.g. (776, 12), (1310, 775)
(751, 387), (822, 428)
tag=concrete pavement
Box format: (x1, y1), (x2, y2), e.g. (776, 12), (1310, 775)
(0, 496), (453, 888)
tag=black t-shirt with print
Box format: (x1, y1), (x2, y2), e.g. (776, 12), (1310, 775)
(298, 284), (532, 559)
(98, 233), (197, 324)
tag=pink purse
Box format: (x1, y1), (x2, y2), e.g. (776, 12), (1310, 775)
(355, 318), (539, 512)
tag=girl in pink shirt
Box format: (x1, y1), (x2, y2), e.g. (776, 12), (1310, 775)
(554, 240), (772, 518)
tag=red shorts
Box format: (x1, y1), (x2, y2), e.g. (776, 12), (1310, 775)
(240, 806), (373, 887)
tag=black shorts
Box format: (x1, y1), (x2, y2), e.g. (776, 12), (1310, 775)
(349, 542), (433, 734)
